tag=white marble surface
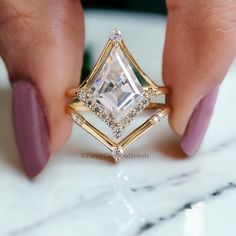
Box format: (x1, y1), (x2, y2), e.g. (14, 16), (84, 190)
(0, 10), (236, 236)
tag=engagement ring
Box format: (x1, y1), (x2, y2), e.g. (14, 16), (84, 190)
(67, 29), (170, 161)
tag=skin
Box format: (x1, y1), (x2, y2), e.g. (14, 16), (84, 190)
(164, 0), (236, 135)
(0, 0), (236, 153)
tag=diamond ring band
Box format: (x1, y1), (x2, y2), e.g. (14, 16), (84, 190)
(66, 29), (171, 161)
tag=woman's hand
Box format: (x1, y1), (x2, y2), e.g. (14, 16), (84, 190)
(0, 0), (84, 176)
(0, 0), (235, 177)
(164, 0), (236, 154)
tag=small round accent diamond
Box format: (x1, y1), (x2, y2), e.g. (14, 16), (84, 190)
(150, 115), (160, 125)
(158, 111), (167, 119)
(72, 113), (85, 126)
(77, 117), (85, 126)
(78, 90), (86, 101)
(86, 100), (92, 107)
(86, 90), (93, 98)
(71, 113), (77, 122)
(112, 125), (124, 139)
(110, 28), (122, 42)
(111, 147), (124, 161)
(101, 112), (109, 121)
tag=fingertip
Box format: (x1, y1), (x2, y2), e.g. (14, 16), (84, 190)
(168, 113), (184, 137)
(49, 112), (73, 153)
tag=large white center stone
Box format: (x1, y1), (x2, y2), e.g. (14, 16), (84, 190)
(88, 46), (146, 123)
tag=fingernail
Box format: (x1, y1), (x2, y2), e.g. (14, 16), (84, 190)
(181, 85), (220, 156)
(12, 80), (50, 177)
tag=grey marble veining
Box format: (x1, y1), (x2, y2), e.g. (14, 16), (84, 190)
(0, 10), (236, 236)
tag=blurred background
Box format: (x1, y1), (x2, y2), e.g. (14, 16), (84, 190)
(81, 0), (167, 15)
(80, 1), (168, 83)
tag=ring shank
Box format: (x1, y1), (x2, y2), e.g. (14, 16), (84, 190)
(66, 85), (169, 99)
(68, 101), (168, 112)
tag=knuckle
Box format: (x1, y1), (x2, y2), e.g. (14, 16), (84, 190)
(167, 0), (236, 36)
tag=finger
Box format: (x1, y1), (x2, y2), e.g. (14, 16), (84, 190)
(0, 0), (84, 177)
(163, 0), (236, 155)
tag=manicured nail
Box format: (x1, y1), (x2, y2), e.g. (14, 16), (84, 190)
(12, 80), (50, 177)
(181, 85), (220, 156)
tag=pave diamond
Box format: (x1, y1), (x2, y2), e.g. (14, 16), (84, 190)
(87, 46), (147, 131)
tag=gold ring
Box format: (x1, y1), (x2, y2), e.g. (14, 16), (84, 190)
(67, 29), (171, 161)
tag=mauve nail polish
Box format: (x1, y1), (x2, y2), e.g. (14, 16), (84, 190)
(181, 85), (220, 156)
(12, 81), (50, 177)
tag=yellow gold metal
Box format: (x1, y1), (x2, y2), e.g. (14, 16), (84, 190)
(67, 86), (169, 99)
(68, 100), (168, 112)
(79, 40), (114, 89)
(67, 104), (170, 152)
(66, 30), (171, 159)
(118, 106), (170, 149)
(67, 38), (170, 93)
(67, 106), (116, 150)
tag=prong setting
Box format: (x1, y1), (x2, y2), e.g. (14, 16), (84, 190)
(109, 28), (122, 42)
(67, 29), (170, 161)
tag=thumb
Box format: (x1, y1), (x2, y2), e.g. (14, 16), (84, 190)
(0, 0), (84, 177)
(163, 0), (236, 155)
